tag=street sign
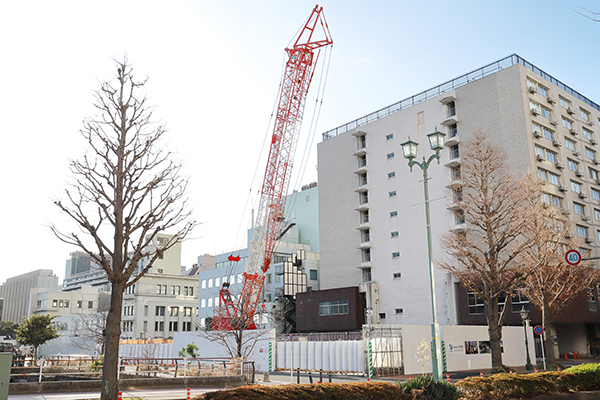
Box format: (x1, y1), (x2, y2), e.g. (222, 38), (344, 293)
(534, 325), (544, 335)
(565, 249), (582, 266)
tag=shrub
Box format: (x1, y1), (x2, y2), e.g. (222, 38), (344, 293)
(488, 365), (516, 374)
(399, 375), (459, 400)
(543, 362), (565, 371)
(565, 363), (600, 390)
(194, 382), (413, 400)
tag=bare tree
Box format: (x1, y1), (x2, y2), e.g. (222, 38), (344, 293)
(518, 172), (600, 364)
(440, 130), (532, 368)
(71, 299), (110, 356)
(51, 58), (196, 400)
(573, 6), (600, 21)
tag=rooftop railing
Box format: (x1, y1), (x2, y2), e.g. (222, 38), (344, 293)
(322, 54), (600, 141)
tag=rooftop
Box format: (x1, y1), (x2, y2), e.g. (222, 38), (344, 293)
(322, 54), (600, 141)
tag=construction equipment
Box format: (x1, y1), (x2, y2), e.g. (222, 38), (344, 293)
(213, 5), (332, 330)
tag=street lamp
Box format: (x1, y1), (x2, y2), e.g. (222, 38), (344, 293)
(400, 128), (446, 381)
(520, 306), (534, 370)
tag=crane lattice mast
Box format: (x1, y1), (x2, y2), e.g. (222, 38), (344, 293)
(213, 5), (332, 330)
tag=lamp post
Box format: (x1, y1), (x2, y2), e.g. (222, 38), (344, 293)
(400, 129), (446, 381)
(520, 306), (534, 370)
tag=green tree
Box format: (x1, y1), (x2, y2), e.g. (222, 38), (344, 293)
(178, 343), (200, 358)
(0, 321), (19, 339)
(16, 314), (59, 358)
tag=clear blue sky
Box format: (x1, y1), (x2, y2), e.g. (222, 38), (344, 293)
(1, 0), (598, 284)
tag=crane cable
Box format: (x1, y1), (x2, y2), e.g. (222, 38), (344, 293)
(224, 52), (289, 280)
(280, 43), (334, 229)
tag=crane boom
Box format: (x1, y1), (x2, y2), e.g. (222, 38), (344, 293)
(213, 5), (332, 331)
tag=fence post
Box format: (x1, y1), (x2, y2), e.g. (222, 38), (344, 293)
(38, 358), (43, 383)
(117, 358), (121, 380)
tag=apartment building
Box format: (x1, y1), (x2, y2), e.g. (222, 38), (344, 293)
(0, 269), (59, 323)
(317, 54), (600, 354)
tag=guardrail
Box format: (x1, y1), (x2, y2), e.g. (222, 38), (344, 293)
(10, 357), (244, 383)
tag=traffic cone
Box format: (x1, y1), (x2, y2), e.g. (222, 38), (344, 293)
(187, 387), (191, 400)
(118, 392), (122, 400)
(565, 352), (568, 359)
(480, 371), (483, 377)
(410, 376), (413, 381)
(535, 367), (538, 373)
(446, 374), (450, 383)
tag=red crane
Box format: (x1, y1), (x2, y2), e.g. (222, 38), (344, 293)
(213, 5), (332, 331)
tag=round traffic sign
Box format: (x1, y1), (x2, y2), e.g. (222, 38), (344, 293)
(534, 325), (544, 335)
(566, 249), (582, 266)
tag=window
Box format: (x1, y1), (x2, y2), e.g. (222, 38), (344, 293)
(586, 148), (596, 160)
(391, 231), (399, 239)
(144, 305), (148, 316)
(541, 105), (551, 119)
(590, 168), (599, 181)
(454, 210), (465, 225)
(319, 300), (349, 316)
(543, 126), (554, 141)
(387, 152), (395, 160)
(538, 169), (560, 186)
(390, 211), (398, 218)
(584, 128), (594, 141)
(361, 229), (370, 243)
(527, 78), (547, 97)
(595, 209), (600, 220)
(511, 288), (530, 313)
(568, 159), (580, 172)
(88, 301), (94, 309)
(265, 273), (272, 284)
(155, 306), (165, 316)
(581, 109), (591, 121)
(156, 284), (162, 294)
(530, 100), (551, 118)
(574, 202), (585, 215)
(363, 268), (372, 282)
(170, 306), (179, 316)
(362, 248), (371, 263)
(171, 285), (176, 295)
(550, 194), (563, 208)
(566, 138), (576, 151)
(393, 272), (401, 279)
(358, 154), (367, 168)
(207, 298), (213, 307)
(386, 133), (393, 141)
(155, 321), (164, 331)
(577, 225), (588, 238)
(52, 299), (58, 307)
(395, 308), (404, 315)
(392, 252), (400, 259)
(201, 280), (206, 289)
(169, 321), (178, 332)
(536, 146), (557, 162)
(360, 191), (368, 205)
(449, 145), (459, 159)
(450, 166), (461, 181)
(77, 300), (82, 308)
(379, 313), (387, 319)
(358, 135), (366, 150)
(589, 288), (597, 312)
(389, 190), (397, 198)
(184, 307), (193, 317)
(593, 189), (600, 201)
(360, 210), (369, 224)
(560, 96), (571, 109)
(448, 123), (457, 138)
(571, 181), (582, 193)
(306, 195), (310, 202)
(201, 298), (206, 308)
(310, 270), (318, 280)
(359, 173), (367, 186)
(214, 278), (219, 288)
(446, 101), (456, 118)
(563, 117), (573, 130)
(468, 293), (485, 315)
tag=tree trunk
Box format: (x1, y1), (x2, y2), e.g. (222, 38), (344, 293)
(101, 281), (124, 400)
(487, 297), (504, 368)
(542, 296), (556, 366)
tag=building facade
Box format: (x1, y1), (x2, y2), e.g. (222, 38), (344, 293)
(317, 54), (600, 354)
(0, 269), (59, 323)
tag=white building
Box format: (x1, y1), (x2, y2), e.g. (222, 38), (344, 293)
(317, 54), (600, 351)
(0, 269), (59, 323)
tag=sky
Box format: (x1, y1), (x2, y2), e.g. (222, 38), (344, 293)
(1, 0), (599, 285)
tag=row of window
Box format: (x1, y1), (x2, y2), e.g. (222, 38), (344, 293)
(528, 77), (595, 124)
(201, 274), (243, 290)
(156, 284), (195, 296)
(155, 305), (195, 317)
(37, 299), (94, 309)
(153, 321), (193, 332)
